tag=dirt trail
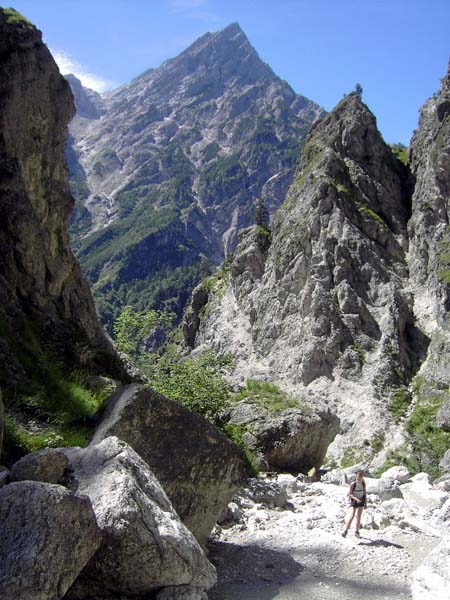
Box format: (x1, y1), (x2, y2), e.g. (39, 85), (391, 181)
(208, 480), (440, 600)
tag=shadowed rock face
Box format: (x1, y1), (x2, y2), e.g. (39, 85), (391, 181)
(226, 399), (340, 472)
(190, 93), (426, 462)
(0, 9), (124, 386)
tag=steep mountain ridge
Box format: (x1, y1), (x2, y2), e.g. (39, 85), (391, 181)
(188, 87), (446, 469)
(67, 23), (324, 326)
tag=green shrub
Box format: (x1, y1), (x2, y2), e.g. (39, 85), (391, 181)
(390, 143), (408, 165)
(232, 379), (302, 413)
(113, 306), (173, 357)
(379, 377), (450, 479)
(148, 349), (234, 421)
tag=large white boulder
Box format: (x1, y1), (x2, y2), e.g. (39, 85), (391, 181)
(412, 535), (450, 600)
(0, 481), (101, 600)
(380, 465), (411, 484)
(91, 384), (246, 544)
(63, 436), (216, 598)
(400, 477), (447, 514)
(364, 476), (402, 501)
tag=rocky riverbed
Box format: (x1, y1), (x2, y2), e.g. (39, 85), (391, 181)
(207, 470), (448, 600)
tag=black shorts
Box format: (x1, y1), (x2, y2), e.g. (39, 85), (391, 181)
(350, 497), (366, 508)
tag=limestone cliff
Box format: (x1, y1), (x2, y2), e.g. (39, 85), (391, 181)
(403, 61), (450, 470)
(408, 61), (450, 330)
(188, 93), (426, 466)
(0, 10), (125, 390)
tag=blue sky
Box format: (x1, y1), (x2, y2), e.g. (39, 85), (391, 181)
(8, 0), (450, 144)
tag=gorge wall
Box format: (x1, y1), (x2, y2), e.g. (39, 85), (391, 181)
(0, 9), (127, 442)
(188, 66), (450, 473)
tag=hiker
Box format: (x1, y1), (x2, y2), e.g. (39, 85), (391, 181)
(341, 470), (367, 538)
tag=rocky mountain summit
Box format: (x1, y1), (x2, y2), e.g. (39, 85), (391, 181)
(67, 23), (324, 326)
(188, 69), (450, 475)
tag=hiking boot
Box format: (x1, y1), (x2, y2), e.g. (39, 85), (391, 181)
(355, 530), (361, 538)
(341, 530), (348, 538)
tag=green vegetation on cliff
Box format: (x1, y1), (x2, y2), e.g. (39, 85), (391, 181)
(231, 379), (302, 413)
(1, 8), (33, 28)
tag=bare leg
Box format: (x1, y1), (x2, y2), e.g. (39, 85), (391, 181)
(345, 507), (357, 531)
(355, 507), (364, 531)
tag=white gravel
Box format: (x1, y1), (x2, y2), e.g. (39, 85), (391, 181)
(208, 478), (440, 600)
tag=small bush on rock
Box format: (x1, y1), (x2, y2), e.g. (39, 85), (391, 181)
(232, 379), (302, 413)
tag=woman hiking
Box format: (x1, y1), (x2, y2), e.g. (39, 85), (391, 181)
(342, 470), (367, 538)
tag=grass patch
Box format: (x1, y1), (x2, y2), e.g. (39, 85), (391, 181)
(358, 205), (386, 227)
(232, 379), (302, 414)
(2, 414), (93, 466)
(390, 385), (411, 422)
(377, 377), (450, 479)
(1, 328), (115, 465)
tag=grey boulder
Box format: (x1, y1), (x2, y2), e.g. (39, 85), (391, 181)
(364, 476), (402, 501)
(241, 477), (288, 508)
(92, 384), (246, 544)
(10, 447), (69, 483)
(439, 449), (450, 473)
(436, 399), (450, 431)
(63, 436), (216, 598)
(0, 480), (101, 600)
(228, 400), (340, 472)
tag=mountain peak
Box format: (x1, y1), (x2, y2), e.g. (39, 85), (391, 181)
(167, 21), (275, 87)
(219, 21), (244, 37)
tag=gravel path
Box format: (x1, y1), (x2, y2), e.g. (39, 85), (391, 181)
(207, 480), (440, 600)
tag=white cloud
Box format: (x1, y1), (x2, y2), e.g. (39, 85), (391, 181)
(51, 49), (115, 93)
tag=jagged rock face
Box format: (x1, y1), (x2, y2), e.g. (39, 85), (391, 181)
(408, 62), (450, 330)
(191, 94), (421, 462)
(0, 10), (120, 386)
(67, 23), (324, 325)
(406, 63), (450, 409)
(0, 391), (3, 458)
(64, 74), (105, 120)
